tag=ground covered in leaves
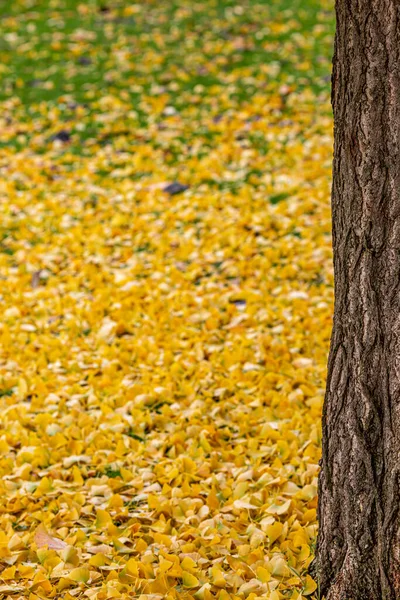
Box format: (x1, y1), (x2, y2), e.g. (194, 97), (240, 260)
(0, 1), (334, 598)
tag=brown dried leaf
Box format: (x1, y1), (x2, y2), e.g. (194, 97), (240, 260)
(34, 524), (68, 550)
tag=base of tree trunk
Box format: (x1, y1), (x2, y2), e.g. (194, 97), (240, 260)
(311, 556), (397, 600)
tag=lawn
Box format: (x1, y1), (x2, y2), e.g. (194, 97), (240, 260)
(0, 1), (334, 598)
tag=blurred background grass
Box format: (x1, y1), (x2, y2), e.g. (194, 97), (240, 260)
(0, 0), (334, 106)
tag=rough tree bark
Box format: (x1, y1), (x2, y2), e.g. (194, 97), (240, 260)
(315, 1), (400, 599)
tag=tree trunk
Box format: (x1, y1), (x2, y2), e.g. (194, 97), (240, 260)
(316, 2), (400, 599)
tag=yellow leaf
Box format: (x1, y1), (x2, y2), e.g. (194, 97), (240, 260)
(1, 566), (16, 580)
(250, 528), (265, 548)
(267, 555), (291, 578)
(181, 556), (197, 573)
(135, 539), (148, 553)
(96, 509), (113, 529)
(89, 554), (106, 567)
(297, 485), (317, 501)
(210, 566), (226, 588)
(124, 558), (139, 577)
(36, 476), (53, 494)
(19, 565), (35, 579)
(72, 466), (83, 485)
(182, 571), (199, 588)
(255, 566), (270, 583)
(194, 583), (212, 600)
(168, 563), (183, 578)
(113, 537), (135, 554)
(207, 487), (219, 510)
(105, 581), (123, 597)
(31, 573), (52, 593)
(67, 567), (90, 583)
(265, 521), (283, 544)
(303, 575), (317, 596)
(148, 575), (170, 593)
(292, 529), (308, 548)
(266, 500), (291, 515)
(199, 431), (212, 452)
(233, 482), (248, 499)
(17, 377), (28, 400)
(60, 546), (79, 566)
(302, 509), (317, 523)
(297, 544), (310, 562)
(120, 467), (134, 481)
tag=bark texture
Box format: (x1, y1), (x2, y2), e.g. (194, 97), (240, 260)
(316, 1), (400, 599)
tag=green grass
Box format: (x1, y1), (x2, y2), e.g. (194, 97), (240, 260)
(1, 0), (334, 108)
(0, 0), (335, 188)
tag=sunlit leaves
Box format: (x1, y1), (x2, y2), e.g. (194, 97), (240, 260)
(0, 0), (334, 599)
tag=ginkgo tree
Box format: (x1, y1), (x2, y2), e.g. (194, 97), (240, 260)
(315, 1), (400, 598)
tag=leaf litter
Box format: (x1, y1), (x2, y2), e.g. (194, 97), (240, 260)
(0, 0), (334, 598)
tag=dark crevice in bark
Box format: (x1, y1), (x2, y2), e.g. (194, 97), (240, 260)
(316, 1), (400, 599)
